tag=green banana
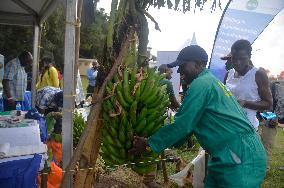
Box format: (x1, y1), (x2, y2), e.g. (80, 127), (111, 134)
(117, 89), (130, 109)
(142, 121), (155, 137)
(118, 127), (126, 143)
(140, 79), (155, 101)
(105, 143), (121, 158)
(125, 140), (132, 150)
(129, 101), (137, 125)
(136, 106), (147, 125)
(135, 118), (146, 136)
(103, 134), (115, 146)
(147, 94), (165, 108)
(107, 125), (118, 138)
(123, 68), (134, 103)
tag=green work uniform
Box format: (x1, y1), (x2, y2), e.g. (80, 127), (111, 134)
(148, 69), (266, 188)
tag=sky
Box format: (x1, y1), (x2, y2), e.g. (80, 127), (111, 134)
(98, 0), (284, 76)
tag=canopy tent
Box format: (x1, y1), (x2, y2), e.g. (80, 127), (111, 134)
(0, 0), (63, 108)
(209, 0), (284, 81)
(0, 0), (76, 186)
(0, 0), (61, 26)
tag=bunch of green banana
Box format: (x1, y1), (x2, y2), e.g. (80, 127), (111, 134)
(101, 58), (170, 174)
(73, 112), (86, 148)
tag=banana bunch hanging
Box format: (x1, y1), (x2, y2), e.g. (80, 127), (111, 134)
(101, 45), (170, 174)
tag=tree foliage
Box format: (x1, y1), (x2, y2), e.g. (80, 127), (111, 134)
(0, 0), (221, 71)
(41, 4), (108, 71)
(0, 1), (108, 72)
(0, 25), (33, 63)
(80, 8), (109, 61)
(150, 0), (222, 12)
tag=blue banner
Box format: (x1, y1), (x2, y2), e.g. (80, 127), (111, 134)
(209, 0), (284, 81)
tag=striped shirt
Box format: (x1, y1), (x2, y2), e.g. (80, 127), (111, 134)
(3, 58), (27, 101)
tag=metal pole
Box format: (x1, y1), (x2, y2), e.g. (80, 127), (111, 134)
(62, 0), (77, 187)
(31, 24), (40, 107)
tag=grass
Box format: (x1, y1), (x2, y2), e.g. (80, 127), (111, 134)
(262, 128), (284, 188)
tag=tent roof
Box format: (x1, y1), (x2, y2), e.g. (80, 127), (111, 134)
(179, 32), (198, 50)
(0, 0), (61, 26)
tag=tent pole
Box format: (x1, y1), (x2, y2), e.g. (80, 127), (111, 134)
(31, 24), (40, 107)
(62, 0), (77, 187)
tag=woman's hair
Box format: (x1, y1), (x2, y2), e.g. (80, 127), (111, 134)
(231, 39), (252, 58)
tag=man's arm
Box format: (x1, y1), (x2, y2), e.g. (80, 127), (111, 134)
(148, 80), (210, 154)
(2, 62), (15, 103)
(169, 95), (180, 111)
(241, 69), (272, 111)
(2, 79), (12, 99)
(167, 81), (180, 111)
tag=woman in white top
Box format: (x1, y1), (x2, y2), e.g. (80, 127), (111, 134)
(223, 39), (272, 131)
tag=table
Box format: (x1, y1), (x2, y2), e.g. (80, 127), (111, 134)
(0, 154), (43, 188)
(0, 115), (47, 188)
(0, 91), (32, 112)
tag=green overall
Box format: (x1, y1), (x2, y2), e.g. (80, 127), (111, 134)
(148, 69), (266, 188)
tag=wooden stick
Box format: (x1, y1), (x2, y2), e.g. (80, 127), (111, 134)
(205, 151), (209, 177)
(161, 151), (168, 183)
(83, 116), (103, 187)
(40, 161), (48, 188)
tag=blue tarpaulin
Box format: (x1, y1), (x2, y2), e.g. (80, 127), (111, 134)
(0, 154), (42, 188)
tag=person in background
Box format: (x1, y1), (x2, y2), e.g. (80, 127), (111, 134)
(36, 57), (60, 90)
(158, 64), (180, 111)
(36, 86), (63, 115)
(130, 45), (267, 188)
(223, 39), (272, 131)
(2, 51), (33, 111)
(58, 69), (63, 88)
(269, 78), (284, 171)
(86, 60), (99, 99)
(221, 52), (233, 74)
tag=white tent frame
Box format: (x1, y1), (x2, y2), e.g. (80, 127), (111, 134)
(0, 0), (76, 186)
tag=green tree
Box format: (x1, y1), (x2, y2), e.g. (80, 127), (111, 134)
(0, 25), (33, 63)
(80, 8), (109, 61)
(0, 1), (108, 71)
(41, 4), (108, 71)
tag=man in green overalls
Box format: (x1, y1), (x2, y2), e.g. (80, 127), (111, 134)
(130, 45), (266, 187)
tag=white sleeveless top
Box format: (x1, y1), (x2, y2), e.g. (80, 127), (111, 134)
(226, 67), (260, 130)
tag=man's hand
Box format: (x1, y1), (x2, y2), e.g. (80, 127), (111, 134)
(128, 136), (148, 156)
(265, 118), (278, 127)
(7, 98), (15, 108)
